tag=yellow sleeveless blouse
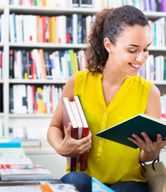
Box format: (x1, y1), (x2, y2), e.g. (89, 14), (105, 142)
(69, 70), (152, 184)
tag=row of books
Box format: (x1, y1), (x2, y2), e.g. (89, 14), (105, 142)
(138, 55), (166, 81)
(8, 0), (166, 12)
(9, 84), (63, 114)
(95, 0), (166, 12)
(0, 14), (4, 43)
(9, 0), (93, 8)
(62, 96), (89, 172)
(0, 51), (3, 79)
(149, 18), (166, 47)
(161, 95), (166, 120)
(9, 49), (87, 80)
(9, 12), (166, 47)
(9, 13), (94, 44)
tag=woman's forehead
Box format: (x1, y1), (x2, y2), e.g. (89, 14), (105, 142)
(116, 25), (151, 45)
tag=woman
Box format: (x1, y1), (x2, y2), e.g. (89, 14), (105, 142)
(47, 5), (166, 192)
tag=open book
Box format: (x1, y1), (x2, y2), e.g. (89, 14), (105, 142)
(96, 113), (166, 148)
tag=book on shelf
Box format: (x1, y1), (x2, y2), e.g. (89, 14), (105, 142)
(9, 13), (93, 44)
(161, 95), (166, 120)
(9, 0), (92, 9)
(62, 96), (89, 171)
(0, 164), (53, 181)
(9, 49), (87, 80)
(96, 113), (166, 149)
(139, 54), (166, 81)
(92, 0), (166, 11)
(10, 84), (63, 114)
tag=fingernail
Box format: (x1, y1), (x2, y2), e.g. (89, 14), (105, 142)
(141, 132), (146, 136)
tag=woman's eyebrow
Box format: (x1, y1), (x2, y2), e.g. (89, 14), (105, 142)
(127, 42), (152, 47)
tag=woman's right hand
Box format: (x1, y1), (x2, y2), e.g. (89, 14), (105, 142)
(56, 123), (92, 157)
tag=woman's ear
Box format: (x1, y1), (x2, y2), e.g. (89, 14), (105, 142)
(104, 38), (113, 54)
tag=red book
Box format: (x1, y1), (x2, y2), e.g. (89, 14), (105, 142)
(30, 51), (37, 79)
(73, 95), (89, 171)
(31, 0), (34, 6)
(62, 97), (78, 172)
(42, 16), (46, 43)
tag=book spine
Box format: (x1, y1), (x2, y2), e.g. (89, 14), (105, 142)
(157, 0), (161, 12)
(9, 50), (14, 79)
(161, 0), (166, 12)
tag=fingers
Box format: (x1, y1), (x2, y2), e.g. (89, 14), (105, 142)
(76, 131), (92, 155)
(65, 122), (72, 137)
(160, 138), (166, 149)
(128, 132), (165, 151)
(141, 132), (153, 147)
(156, 134), (162, 144)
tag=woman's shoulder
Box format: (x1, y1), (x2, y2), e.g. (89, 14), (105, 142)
(75, 70), (102, 80)
(131, 75), (153, 90)
(75, 70), (91, 78)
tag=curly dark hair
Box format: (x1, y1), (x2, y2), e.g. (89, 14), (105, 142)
(86, 5), (149, 74)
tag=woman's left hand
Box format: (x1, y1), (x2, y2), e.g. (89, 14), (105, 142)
(128, 132), (166, 162)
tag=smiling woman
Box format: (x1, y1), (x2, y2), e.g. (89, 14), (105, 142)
(47, 5), (166, 192)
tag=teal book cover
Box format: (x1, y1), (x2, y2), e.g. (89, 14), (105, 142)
(92, 177), (115, 192)
(0, 138), (21, 148)
(96, 113), (166, 149)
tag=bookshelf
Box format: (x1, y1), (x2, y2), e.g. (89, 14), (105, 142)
(1, 0), (166, 138)
(9, 43), (87, 49)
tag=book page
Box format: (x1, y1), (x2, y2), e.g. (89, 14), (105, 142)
(140, 113), (166, 125)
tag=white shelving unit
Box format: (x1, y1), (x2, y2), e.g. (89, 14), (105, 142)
(9, 43), (87, 49)
(8, 79), (67, 84)
(1, 1), (166, 137)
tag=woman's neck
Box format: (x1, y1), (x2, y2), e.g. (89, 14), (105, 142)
(102, 63), (129, 87)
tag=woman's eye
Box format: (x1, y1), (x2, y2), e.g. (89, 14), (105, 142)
(144, 49), (149, 52)
(128, 50), (136, 53)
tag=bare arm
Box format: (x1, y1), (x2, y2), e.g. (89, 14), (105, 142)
(128, 84), (166, 162)
(47, 74), (92, 157)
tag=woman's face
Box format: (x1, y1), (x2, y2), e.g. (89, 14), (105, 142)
(110, 24), (151, 76)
